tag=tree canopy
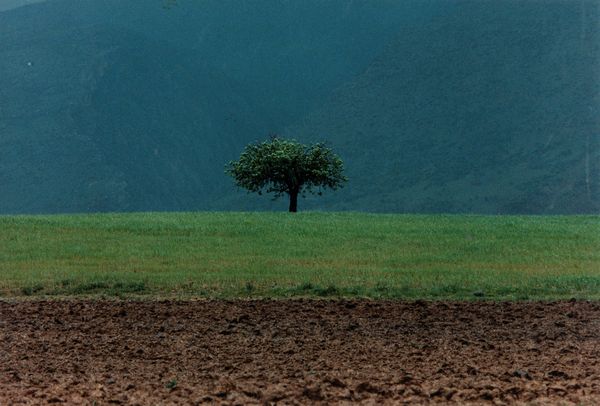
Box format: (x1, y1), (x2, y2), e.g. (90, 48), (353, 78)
(226, 137), (347, 212)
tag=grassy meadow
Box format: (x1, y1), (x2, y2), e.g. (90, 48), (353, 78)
(0, 212), (599, 300)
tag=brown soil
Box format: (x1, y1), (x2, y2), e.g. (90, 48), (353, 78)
(1, 300), (599, 405)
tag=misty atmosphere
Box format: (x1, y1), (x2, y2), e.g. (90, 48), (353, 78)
(2, 2), (600, 404)
(1, 0), (598, 214)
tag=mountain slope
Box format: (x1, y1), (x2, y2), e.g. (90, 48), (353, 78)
(0, 23), (261, 212)
(290, 0), (600, 213)
(0, 0), (442, 213)
(0, 0), (598, 214)
(0, 0), (46, 12)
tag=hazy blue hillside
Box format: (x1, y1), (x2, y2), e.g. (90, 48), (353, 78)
(0, 0), (598, 213)
(0, 0), (46, 12)
(0, 0), (439, 213)
(0, 23), (263, 212)
(289, 0), (600, 214)
(3, 0), (440, 134)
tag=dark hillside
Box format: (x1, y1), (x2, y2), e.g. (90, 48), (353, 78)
(0, 0), (45, 12)
(0, 0), (598, 213)
(291, 0), (600, 213)
(0, 0), (437, 213)
(0, 24), (260, 212)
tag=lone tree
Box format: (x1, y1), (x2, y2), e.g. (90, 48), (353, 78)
(226, 136), (347, 212)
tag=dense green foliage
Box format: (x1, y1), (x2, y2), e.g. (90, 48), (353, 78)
(0, 0), (598, 214)
(1, 212), (598, 300)
(227, 138), (347, 212)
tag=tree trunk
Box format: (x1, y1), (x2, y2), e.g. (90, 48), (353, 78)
(288, 191), (298, 212)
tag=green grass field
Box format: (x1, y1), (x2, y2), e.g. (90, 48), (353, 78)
(0, 212), (599, 300)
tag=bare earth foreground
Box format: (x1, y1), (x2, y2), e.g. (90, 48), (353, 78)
(1, 300), (599, 405)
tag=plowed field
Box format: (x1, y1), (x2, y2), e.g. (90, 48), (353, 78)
(1, 300), (599, 404)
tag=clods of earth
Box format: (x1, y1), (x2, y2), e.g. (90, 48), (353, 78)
(1, 300), (599, 404)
